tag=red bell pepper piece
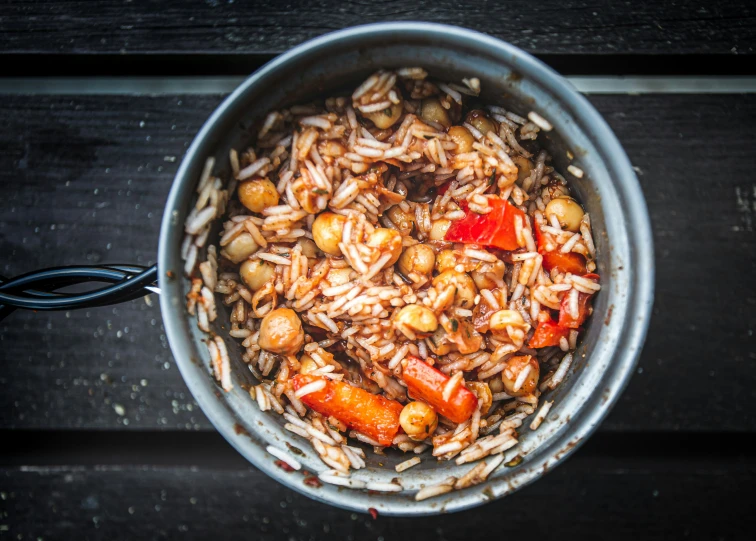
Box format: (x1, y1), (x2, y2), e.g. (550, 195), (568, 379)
(528, 319), (571, 348)
(437, 181), (451, 196)
(291, 375), (403, 446)
(542, 252), (587, 275)
(444, 199), (525, 251)
(402, 356), (478, 423)
(534, 223), (587, 274)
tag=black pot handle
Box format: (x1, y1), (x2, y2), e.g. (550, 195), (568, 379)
(0, 264), (158, 321)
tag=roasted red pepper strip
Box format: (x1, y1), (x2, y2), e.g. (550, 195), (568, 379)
(444, 199), (526, 251)
(542, 251), (587, 275)
(291, 375), (402, 446)
(558, 273), (600, 328)
(528, 319), (571, 348)
(402, 356), (478, 423)
(534, 223), (587, 274)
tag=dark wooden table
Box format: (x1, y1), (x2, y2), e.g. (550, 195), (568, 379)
(2, 2), (755, 539)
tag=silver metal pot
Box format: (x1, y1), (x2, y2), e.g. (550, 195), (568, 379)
(158, 22), (654, 515)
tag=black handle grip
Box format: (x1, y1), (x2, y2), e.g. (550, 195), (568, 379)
(0, 264), (158, 321)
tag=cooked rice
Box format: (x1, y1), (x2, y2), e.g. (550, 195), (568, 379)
(294, 379), (326, 399)
(527, 111), (553, 132)
(266, 445), (302, 470)
(567, 164), (584, 178)
(396, 456), (422, 472)
(182, 68), (603, 500)
(365, 481), (403, 492)
(415, 477), (456, 501)
(529, 400), (554, 431)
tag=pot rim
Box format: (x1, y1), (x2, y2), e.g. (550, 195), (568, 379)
(158, 21), (654, 515)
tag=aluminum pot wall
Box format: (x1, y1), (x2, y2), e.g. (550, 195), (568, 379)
(158, 22), (654, 515)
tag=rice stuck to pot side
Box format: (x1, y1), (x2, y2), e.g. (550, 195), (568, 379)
(182, 68), (601, 500)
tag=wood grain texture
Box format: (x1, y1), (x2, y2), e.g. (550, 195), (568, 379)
(1, 93), (755, 432)
(2, 453), (754, 540)
(0, 0), (754, 56)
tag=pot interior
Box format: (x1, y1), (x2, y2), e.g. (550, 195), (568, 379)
(159, 23), (650, 516)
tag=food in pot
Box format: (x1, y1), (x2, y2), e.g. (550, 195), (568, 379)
(182, 68), (601, 499)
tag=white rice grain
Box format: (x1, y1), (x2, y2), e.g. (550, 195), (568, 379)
(438, 82), (462, 104)
(442, 372), (464, 402)
(415, 478), (456, 501)
(257, 253), (293, 266)
(237, 157), (271, 180)
(527, 111), (553, 132)
(395, 456), (422, 472)
(388, 344), (410, 370)
(185, 206), (216, 235)
(512, 364), (532, 393)
(341, 445), (366, 470)
(294, 379), (326, 399)
(550, 352), (574, 389)
(433, 441), (464, 457)
(319, 473), (366, 489)
(560, 232), (582, 254)
(365, 481), (403, 493)
(315, 312), (340, 334)
(464, 248), (498, 263)
(214, 335), (232, 391)
(567, 165), (584, 178)
(529, 400), (554, 431)
(267, 445), (302, 470)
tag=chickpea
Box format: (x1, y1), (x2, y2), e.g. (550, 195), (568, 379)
(448, 125), (475, 153)
(488, 376), (504, 394)
(465, 110), (496, 136)
(239, 259), (274, 291)
(394, 304), (438, 336)
(238, 178), (279, 213)
(513, 155), (534, 183)
(299, 354), (318, 375)
(258, 307), (304, 355)
(488, 310), (526, 331)
(432, 270), (478, 308)
(420, 98), (451, 128)
(435, 249), (457, 274)
(363, 101), (403, 130)
(366, 228), (402, 266)
(429, 219), (452, 241)
(471, 260), (506, 290)
(325, 267), (353, 287)
(466, 382), (493, 415)
(399, 401), (438, 441)
(312, 212), (346, 256)
(544, 196), (584, 232)
(296, 238), (319, 258)
(398, 244), (435, 277)
(386, 205), (415, 235)
(501, 355), (540, 397)
(221, 232), (259, 264)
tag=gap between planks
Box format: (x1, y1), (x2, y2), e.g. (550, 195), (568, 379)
(2, 430), (753, 469)
(1, 76), (756, 95)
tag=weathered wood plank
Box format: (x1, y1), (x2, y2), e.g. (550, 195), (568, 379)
(1, 93), (754, 431)
(2, 452), (753, 539)
(0, 0), (754, 57)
